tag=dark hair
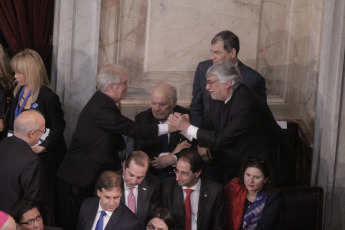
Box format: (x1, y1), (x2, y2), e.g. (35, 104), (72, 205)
(240, 155), (274, 192)
(125, 150), (150, 169)
(146, 207), (174, 230)
(96, 170), (124, 192)
(10, 200), (40, 224)
(178, 149), (204, 173)
(211, 30), (240, 55)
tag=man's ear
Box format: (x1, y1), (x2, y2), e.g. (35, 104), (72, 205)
(195, 170), (202, 178)
(230, 48), (237, 59)
(97, 189), (101, 197)
(225, 80), (233, 89)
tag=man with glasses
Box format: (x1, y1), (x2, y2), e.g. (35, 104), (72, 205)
(0, 110), (48, 214)
(161, 149), (225, 230)
(57, 64), (174, 230)
(11, 200), (61, 230)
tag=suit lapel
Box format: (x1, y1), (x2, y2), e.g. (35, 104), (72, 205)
(174, 181), (185, 228)
(137, 178), (148, 218)
(85, 199), (99, 230)
(104, 204), (123, 230)
(197, 179), (209, 229)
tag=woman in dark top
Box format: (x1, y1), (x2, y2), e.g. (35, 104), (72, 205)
(224, 155), (282, 230)
(146, 207), (174, 230)
(7, 49), (67, 221)
(0, 44), (13, 141)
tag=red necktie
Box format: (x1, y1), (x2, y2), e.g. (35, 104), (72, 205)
(184, 189), (194, 230)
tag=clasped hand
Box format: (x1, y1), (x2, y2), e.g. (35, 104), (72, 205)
(167, 112), (190, 133)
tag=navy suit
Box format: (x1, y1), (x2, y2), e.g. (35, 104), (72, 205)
(190, 59), (266, 127)
(161, 177), (225, 230)
(119, 171), (160, 225)
(77, 197), (142, 230)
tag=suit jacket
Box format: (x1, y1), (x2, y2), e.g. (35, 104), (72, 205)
(161, 177), (225, 230)
(197, 84), (294, 186)
(6, 86), (67, 170)
(44, 226), (63, 230)
(77, 197), (142, 230)
(57, 91), (159, 189)
(190, 59), (266, 127)
(0, 136), (48, 213)
(119, 171), (161, 225)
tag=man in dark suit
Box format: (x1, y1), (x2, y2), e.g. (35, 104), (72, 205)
(135, 84), (191, 179)
(169, 61), (294, 186)
(77, 171), (142, 230)
(0, 110), (48, 214)
(119, 150), (160, 226)
(190, 30), (266, 127)
(11, 200), (62, 230)
(57, 64), (173, 230)
(162, 149), (225, 230)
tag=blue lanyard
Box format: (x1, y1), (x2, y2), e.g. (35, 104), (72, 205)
(15, 86), (32, 119)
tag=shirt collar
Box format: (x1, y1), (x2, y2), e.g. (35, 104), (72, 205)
(13, 134), (31, 147)
(97, 203), (113, 216)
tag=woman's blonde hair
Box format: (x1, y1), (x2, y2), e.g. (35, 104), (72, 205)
(11, 49), (51, 101)
(0, 44), (13, 90)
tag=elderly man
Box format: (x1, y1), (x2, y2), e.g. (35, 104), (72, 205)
(77, 171), (141, 230)
(119, 151), (160, 226)
(135, 84), (191, 179)
(0, 110), (48, 213)
(11, 200), (61, 230)
(190, 30), (266, 127)
(57, 64), (172, 230)
(169, 61), (294, 186)
(0, 211), (16, 230)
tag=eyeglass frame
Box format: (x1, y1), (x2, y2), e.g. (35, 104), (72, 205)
(20, 215), (42, 226)
(205, 79), (220, 86)
(112, 80), (128, 86)
(173, 168), (191, 177)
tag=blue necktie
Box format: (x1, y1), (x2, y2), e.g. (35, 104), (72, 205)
(95, 210), (106, 230)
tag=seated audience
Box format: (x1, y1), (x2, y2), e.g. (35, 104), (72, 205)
(162, 149), (225, 230)
(77, 171), (142, 230)
(0, 211), (16, 230)
(10, 200), (61, 230)
(135, 83), (191, 179)
(224, 155), (282, 230)
(146, 207), (174, 230)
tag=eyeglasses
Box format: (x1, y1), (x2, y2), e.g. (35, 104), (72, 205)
(35, 128), (46, 133)
(205, 79), (219, 86)
(173, 168), (190, 177)
(20, 215), (42, 226)
(113, 80), (128, 86)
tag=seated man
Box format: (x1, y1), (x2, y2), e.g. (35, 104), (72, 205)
(0, 211), (16, 230)
(119, 151), (160, 226)
(77, 171), (142, 230)
(161, 149), (225, 230)
(11, 200), (61, 230)
(135, 84), (191, 179)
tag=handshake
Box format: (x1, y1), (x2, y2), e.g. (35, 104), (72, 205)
(167, 112), (191, 133)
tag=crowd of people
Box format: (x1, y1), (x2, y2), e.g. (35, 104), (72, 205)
(0, 30), (296, 230)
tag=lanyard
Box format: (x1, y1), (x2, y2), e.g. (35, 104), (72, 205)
(15, 86), (32, 119)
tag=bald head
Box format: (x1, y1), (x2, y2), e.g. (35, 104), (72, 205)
(14, 110), (45, 145)
(0, 211), (16, 230)
(151, 84), (177, 121)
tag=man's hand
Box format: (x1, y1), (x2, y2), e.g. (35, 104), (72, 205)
(151, 155), (176, 169)
(167, 113), (191, 133)
(31, 145), (46, 154)
(171, 140), (192, 154)
(197, 146), (212, 163)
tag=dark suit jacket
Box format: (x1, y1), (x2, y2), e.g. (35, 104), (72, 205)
(256, 190), (283, 230)
(161, 177), (225, 230)
(0, 136), (48, 213)
(7, 86), (67, 171)
(57, 91), (159, 189)
(197, 84), (294, 186)
(119, 172), (161, 225)
(77, 197), (142, 230)
(190, 59), (266, 127)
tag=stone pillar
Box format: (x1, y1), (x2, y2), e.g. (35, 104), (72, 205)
(312, 0), (345, 228)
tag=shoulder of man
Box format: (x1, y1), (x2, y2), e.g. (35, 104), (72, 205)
(196, 59), (213, 72)
(174, 105), (190, 115)
(238, 60), (263, 78)
(135, 108), (153, 121)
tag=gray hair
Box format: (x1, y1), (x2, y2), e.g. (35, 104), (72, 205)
(152, 83), (177, 105)
(14, 110), (44, 135)
(206, 60), (242, 89)
(96, 64), (125, 91)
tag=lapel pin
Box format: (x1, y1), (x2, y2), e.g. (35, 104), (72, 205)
(142, 188), (147, 191)
(204, 194), (207, 197)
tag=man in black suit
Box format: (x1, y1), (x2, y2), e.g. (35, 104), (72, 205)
(77, 171), (142, 230)
(169, 61), (294, 186)
(190, 30), (266, 127)
(57, 64), (172, 230)
(135, 84), (191, 179)
(0, 110), (48, 214)
(11, 200), (62, 230)
(161, 149), (225, 230)
(119, 150), (160, 226)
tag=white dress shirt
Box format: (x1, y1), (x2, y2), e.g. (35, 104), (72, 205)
(91, 204), (113, 230)
(182, 179), (201, 230)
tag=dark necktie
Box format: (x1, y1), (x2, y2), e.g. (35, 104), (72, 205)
(95, 210), (106, 230)
(162, 134), (169, 152)
(184, 189), (194, 230)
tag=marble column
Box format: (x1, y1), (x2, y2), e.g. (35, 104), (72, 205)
(312, 0), (345, 228)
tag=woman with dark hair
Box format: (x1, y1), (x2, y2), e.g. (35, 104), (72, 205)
(146, 207), (174, 230)
(224, 155), (282, 230)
